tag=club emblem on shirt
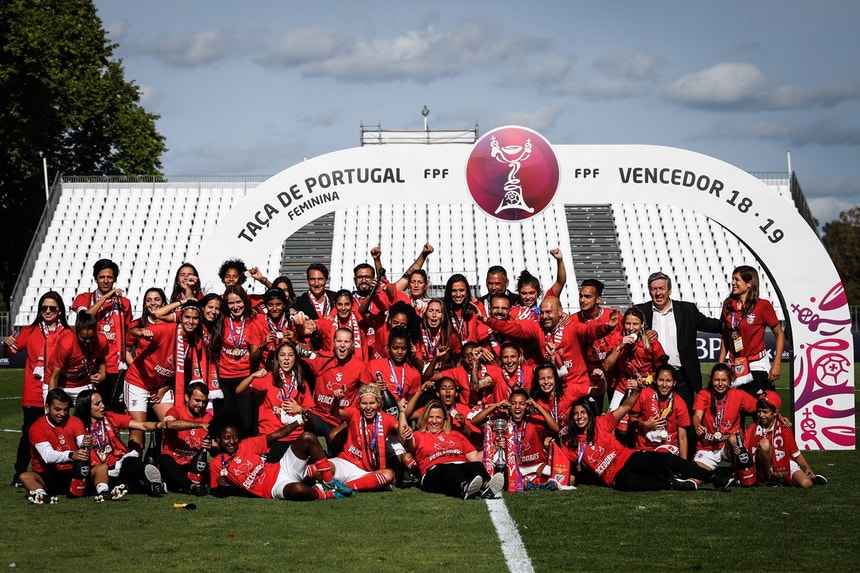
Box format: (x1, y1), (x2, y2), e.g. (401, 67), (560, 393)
(747, 314), (756, 324)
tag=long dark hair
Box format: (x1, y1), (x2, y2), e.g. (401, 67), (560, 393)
(223, 285), (255, 320)
(170, 263), (201, 303)
(135, 287), (167, 327)
(74, 388), (99, 427)
(200, 293), (224, 366)
(566, 398), (600, 445)
(387, 301), (421, 344)
(30, 291), (69, 329)
(530, 363), (565, 402)
(270, 275), (297, 307)
(265, 341), (306, 391)
(725, 265), (761, 317)
(444, 273), (473, 322)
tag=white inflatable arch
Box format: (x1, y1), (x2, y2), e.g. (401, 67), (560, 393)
(197, 127), (854, 451)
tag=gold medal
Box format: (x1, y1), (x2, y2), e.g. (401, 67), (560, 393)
(659, 430), (669, 440)
(103, 323), (111, 333)
(276, 332), (283, 340)
(97, 451), (107, 462)
(713, 431), (723, 441)
(233, 348), (242, 358)
(220, 468), (228, 477)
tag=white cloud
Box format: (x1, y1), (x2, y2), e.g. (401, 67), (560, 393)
(563, 50), (663, 99)
(665, 62), (860, 110)
(594, 51), (663, 80)
(128, 29), (239, 67)
(808, 196), (859, 226)
(259, 18), (548, 83)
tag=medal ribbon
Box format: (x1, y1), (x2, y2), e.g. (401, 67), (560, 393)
(388, 359), (405, 398)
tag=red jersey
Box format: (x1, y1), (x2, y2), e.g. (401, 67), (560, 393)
(436, 364), (508, 408)
(49, 329), (109, 388)
(314, 314), (369, 361)
(571, 308), (622, 389)
(604, 334), (667, 393)
(721, 298), (779, 359)
(72, 292), (132, 373)
(499, 364), (534, 395)
(15, 323), (66, 407)
(485, 316), (613, 397)
(161, 405), (212, 465)
(632, 388), (690, 451)
(693, 388), (757, 451)
(127, 317), (156, 357)
(411, 429), (476, 475)
(219, 316), (264, 379)
(744, 418), (801, 483)
(223, 435), (279, 499)
(414, 327), (461, 366)
(337, 408), (399, 471)
(511, 417), (550, 467)
(124, 322), (207, 395)
(253, 312), (297, 366)
(567, 413), (634, 487)
(249, 370), (314, 440)
(449, 308), (487, 345)
(29, 415), (85, 473)
(87, 412), (131, 468)
(303, 353), (366, 426)
(364, 358), (422, 400)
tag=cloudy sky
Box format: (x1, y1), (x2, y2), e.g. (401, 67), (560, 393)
(94, 0), (860, 226)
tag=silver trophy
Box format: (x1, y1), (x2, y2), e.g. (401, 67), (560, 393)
(490, 135), (535, 214)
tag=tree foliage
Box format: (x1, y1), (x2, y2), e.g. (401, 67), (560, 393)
(0, 0), (166, 308)
(821, 206), (860, 306)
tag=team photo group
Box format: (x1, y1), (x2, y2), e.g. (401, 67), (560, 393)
(3, 242), (827, 506)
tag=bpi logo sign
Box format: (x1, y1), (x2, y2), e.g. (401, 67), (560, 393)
(466, 126), (559, 221)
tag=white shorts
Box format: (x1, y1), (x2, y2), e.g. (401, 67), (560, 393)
(330, 457), (370, 483)
(519, 463), (550, 478)
(270, 447), (310, 499)
(654, 444), (681, 456)
(60, 384), (94, 403)
(693, 447), (730, 470)
(608, 390), (625, 412)
(125, 383), (174, 413)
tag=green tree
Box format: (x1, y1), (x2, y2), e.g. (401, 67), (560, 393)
(821, 206), (860, 306)
(0, 0), (166, 308)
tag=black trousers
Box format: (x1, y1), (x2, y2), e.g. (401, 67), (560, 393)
(214, 377), (258, 437)
(421, 462), (489, 498)
(612, 450), (712, 491)
(15, 406), (43, 476)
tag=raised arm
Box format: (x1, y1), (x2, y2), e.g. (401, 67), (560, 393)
(547, 248), (566, 297)
(394, 243), (434, 291)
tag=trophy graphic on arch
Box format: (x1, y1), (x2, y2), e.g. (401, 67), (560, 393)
(490, 135), (535, 214)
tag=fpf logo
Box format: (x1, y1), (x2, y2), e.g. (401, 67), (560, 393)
(466, 126), (559, 221)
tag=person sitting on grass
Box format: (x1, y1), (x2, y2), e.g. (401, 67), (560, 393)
(400, 399), (504, 500)
(691, 363), (757, 482)
(741, 390), (827, 488)
(20, 388), (88, 504)
(207, 410), (355, 501)
(328, 384), (399, 492)
(565, 384), (734, 492)
(74, 389), (167, 497)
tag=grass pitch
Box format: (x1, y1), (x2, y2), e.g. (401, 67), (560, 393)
(0, 367), (857, 572)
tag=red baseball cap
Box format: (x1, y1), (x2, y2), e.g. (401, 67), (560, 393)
(759, 390), (782, 411)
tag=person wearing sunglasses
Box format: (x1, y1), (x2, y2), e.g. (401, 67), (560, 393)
(3, 291), (69, 488)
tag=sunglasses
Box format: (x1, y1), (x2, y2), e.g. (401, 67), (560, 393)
(41, 305), (59, 312)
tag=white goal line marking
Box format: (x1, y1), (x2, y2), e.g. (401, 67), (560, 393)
(486, 497), (536, 573)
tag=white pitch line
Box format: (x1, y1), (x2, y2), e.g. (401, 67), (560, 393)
(486, 498), (535, 573)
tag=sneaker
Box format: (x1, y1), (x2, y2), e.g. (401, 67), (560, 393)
(10, 474), (23, 488)
(401, 469), (421, 488)
(93, 494), (105, 503)
(526, 478), (559, 491)
(480, 472), (505, 499)
(322, 478), (355, 499)
(48, 495), (59, 504)
(144, 464), (165, 497)
(764, 476), (783, 488)
(670, 478), (698, 491)
(27, 491), (45, 505)
(812, 474), (828, 486)
(462, 475), (483, 500)
(111, 484), (129, 500)
(712, 475), (734, 491)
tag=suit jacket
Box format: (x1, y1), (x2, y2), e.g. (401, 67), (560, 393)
(634, 299), (722, 393)
(294, 290), (338, 320)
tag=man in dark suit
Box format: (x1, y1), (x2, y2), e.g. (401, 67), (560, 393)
(634, 271), (722, 412)
(293, 263), (338, 320)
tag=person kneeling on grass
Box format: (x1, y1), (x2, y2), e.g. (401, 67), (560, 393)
(400, 400), (504, 499)
(20, 388), (88, 504)
(564, 383), (734, 492)
(741, 390), (827, 488)
(207, 410), (355, 501)
(328, 385), (399, 492)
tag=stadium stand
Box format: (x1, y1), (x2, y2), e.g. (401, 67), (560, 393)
(10, 172), (812, 327)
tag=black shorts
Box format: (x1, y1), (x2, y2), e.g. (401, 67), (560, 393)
(37, 469), (73, 496)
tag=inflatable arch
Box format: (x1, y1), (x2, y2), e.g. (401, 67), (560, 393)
(197, 126), (854, 451)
